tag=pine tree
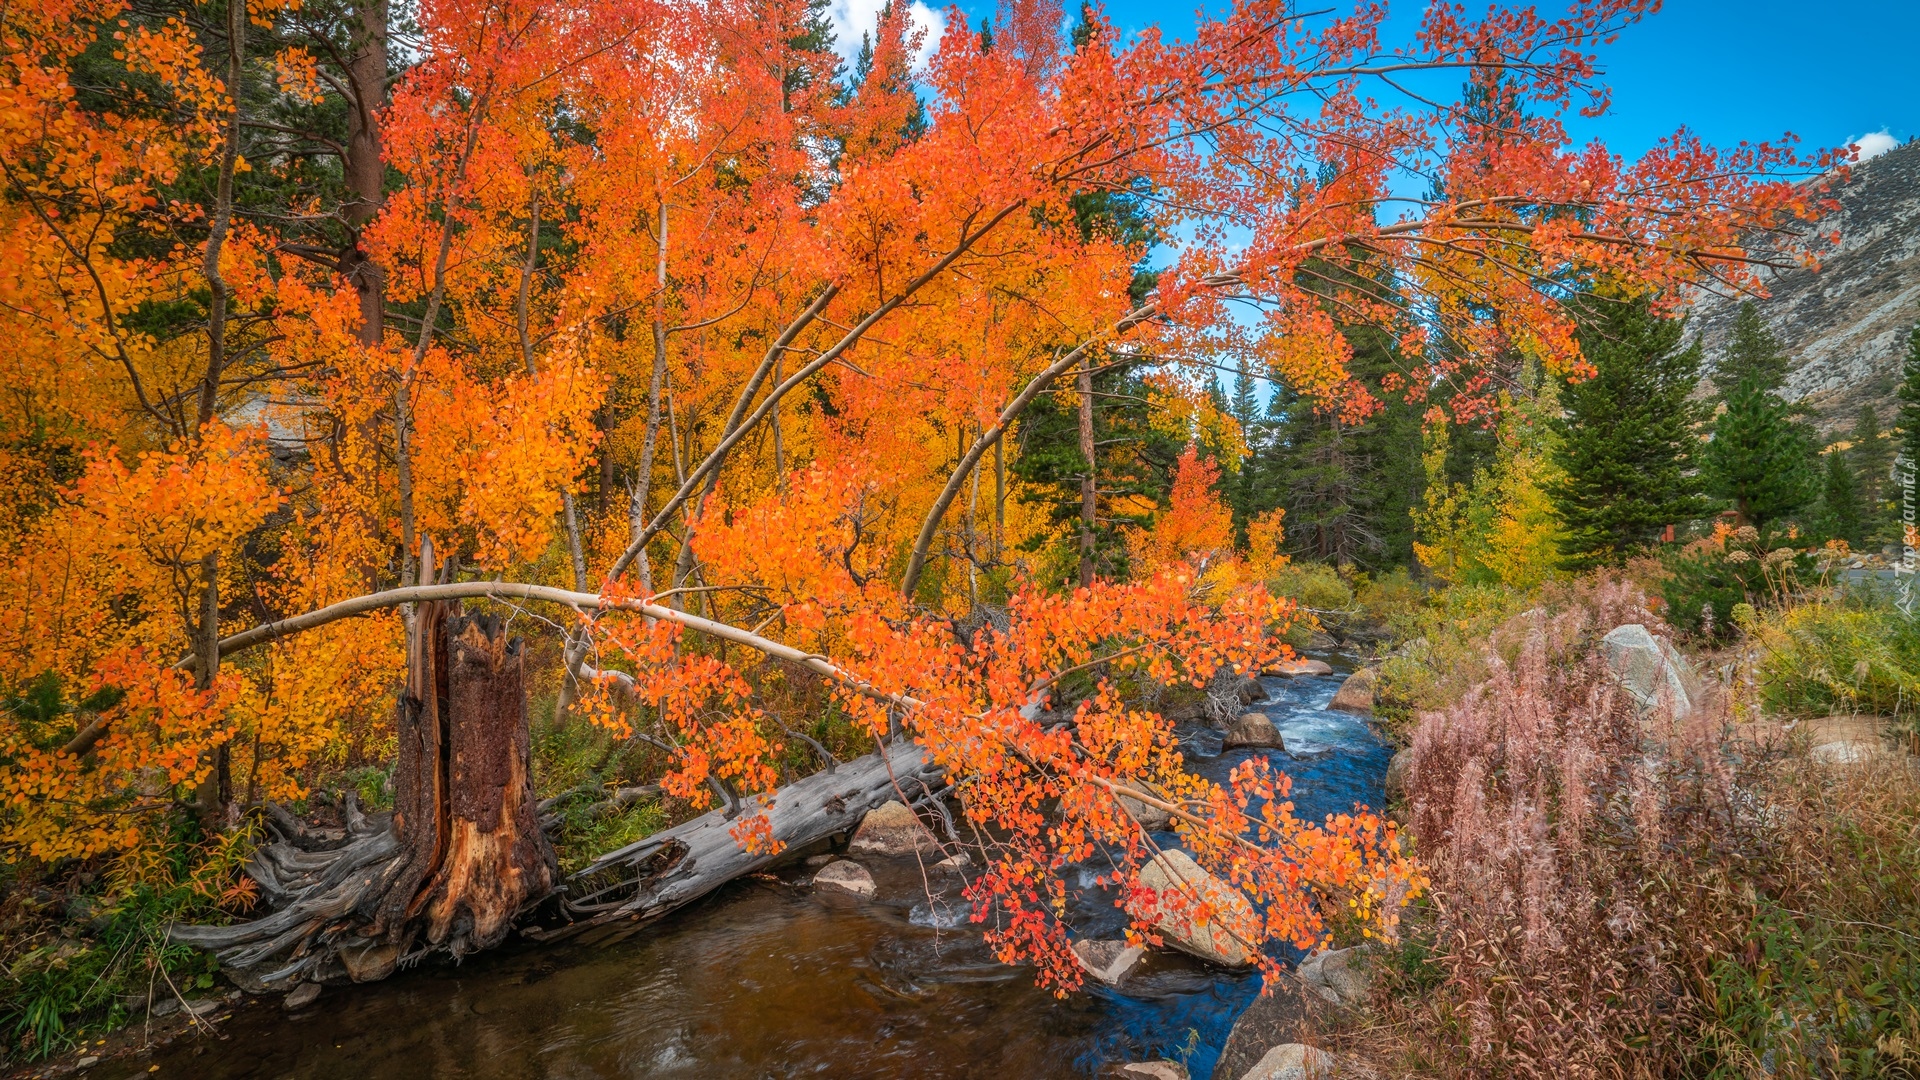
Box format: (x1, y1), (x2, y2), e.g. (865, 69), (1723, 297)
(1226, 355), (1264, 542)
(1703, 305), (1817, 536)
(1813, 450), (1865, 547)
(1548, 298), (1709, 569)
(1847, 405), (1893, 540)
(1711, 301), (1791, 394)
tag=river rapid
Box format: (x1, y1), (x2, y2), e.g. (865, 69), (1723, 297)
(133, 662), (1388, 1080)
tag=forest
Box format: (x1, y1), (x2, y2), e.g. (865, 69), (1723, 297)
(2, 0), (1916, 1074)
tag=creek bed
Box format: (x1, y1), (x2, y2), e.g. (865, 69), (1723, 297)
(132, 662), (1387, 1080)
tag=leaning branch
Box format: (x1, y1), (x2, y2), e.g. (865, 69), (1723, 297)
(61, 582), (913, 756)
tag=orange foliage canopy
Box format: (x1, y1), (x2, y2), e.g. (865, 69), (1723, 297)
(0, 0), (1823, 977)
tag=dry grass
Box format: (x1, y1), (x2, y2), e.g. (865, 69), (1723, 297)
(1342, 576), (1920, 1079)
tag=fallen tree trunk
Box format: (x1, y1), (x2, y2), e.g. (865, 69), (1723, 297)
(533, 737), (946, 941)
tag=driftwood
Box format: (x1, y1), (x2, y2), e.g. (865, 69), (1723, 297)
(542, 737), (945, 939)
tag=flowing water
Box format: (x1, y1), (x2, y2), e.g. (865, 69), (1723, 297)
(134, 662), (1388, 1080)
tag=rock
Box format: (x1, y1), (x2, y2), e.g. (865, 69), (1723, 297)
(284, 981), (321, 1010)
(150, 996), (181, 1018)
(1242, 1043), (1338, 1080)
(1296, 945), (1371, 1009)
(812, 859), (877, 898)
(1210, 980), (1315, 1080)
(337, 939), (399, 983)
(1264, 658), (1333, 678)
(1803, 714), (1896, 764)
(1326, 669), (1375, 716)
(1130, 850), (1262, 967)
(1383, 749), (1411, 802)
(1600, 624), (1698, 719)
(848, 799), (936, 856)
(1119, 783), (1173, 830)
(1221, 713), (1285, 752)
(75, 1056), (99, 1069)
(1235, 676), (1270, 705)
(803, 854), (837, 867)
(934, 852), (971, 870)
(1073, 939), (1145, 986)
(1117, 1062), (1189, 1080)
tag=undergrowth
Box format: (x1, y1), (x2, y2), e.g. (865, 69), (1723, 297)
(0, 819), (253, 1064)
(1354, 575), (1920, 1078)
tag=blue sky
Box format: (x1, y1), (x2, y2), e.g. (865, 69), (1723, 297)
(840, 0), (1918, 165)
(1105, 0), (1916, 161)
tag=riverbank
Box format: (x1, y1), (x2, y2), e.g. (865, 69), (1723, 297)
(10, 666), (1388, 1080)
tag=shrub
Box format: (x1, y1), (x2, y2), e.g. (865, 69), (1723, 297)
(1370, 581), (1535, 737)
(1752, 593), (1920, 723)
(1361, 575), (1920, 1078)
(1657, 525), (1815, 641)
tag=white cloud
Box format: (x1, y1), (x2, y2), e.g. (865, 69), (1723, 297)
(825, 0), (946, 74)
(1849, 129), (1898, 163)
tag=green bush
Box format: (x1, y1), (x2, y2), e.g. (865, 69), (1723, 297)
(1753, 594), (1920, 722)
(1657, 528), (1815, 641)
(1, 822), (248, 1063)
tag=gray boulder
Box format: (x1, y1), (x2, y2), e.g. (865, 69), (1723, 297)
(1117, 1063), (1189, 1080)
(1222, 713), (1286, 752)
(1383, 749), (1411, 803)
(1119, 785), (1173, 831)
(813, 859), (877, 897)
(1296, 945), (1371, 1009)
(848, 800), (936, 856)
(1600, 624), (1698, 719)
(1242, 1043), (1338, 1080)
(1265, 658), (1334, 677)
(1073, 938), (1145, 986)
(1130, 850), (1261, 967)
(1326, 669), (1375, 716)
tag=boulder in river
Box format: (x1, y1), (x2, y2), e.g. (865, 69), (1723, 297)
(1116, 1062), (1189, 1080)
(1264, 658), (1333, 678)
(812, 859), (876, 898)
(1383, 749), (1411, 803)
(1325, 669), (1374, 716)
(283, 982), (321, 1010)
(1221, 713), (1285, 752)
(1600, 624), (1698, 719)
(1073, 938), (1145, 986)
(1130, 850), (1262, 967)
(848, 800), (936, 856)
(1236, 676), (1270, 705)
(1296, 945), (1371, 1009)
(1209, 979), (1315, 1080)
(1118, 783), (1173, 830)
(1242, 1043), (1338, 1080)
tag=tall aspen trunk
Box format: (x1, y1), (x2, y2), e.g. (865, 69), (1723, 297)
(190, 0), (243, 828)
(343, 0), (388, 346)
(631, 192), (671, 594)
(1077, 355), (1097, 588)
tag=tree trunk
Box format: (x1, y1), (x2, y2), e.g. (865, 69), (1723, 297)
(536, 738), (944, 942)
(1077, 354), (1097, 588)
(173, 605), (555, 985)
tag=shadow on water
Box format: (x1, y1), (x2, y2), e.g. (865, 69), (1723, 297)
(135, 661), (1387, 1080)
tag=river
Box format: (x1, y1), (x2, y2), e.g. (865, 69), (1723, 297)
(133, 663), (1387, 1080)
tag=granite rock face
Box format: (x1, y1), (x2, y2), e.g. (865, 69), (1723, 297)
(1685, 139), (1920, 438)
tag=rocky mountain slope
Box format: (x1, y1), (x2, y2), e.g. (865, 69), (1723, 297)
(1685, 138), (1920, 438)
